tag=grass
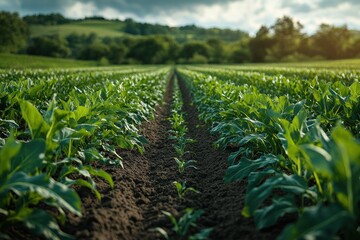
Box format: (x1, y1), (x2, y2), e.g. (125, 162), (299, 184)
(242, 58), (360, 69)
(30, 20), (128, 38)
(0, 53), (98, 69)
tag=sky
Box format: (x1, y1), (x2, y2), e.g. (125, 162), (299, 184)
(0, 0), (359, 35)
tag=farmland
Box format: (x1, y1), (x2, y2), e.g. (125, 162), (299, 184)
(0, 62), (360, 240)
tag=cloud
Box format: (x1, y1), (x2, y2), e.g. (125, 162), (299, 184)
(0, 0), (359, 34)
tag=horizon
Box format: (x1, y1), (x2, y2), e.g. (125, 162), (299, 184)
(0, 0), (359, 35)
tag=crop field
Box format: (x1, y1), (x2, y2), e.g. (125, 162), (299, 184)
(0, 63), (360, 240)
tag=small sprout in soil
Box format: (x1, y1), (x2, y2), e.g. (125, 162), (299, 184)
(173, 180), (199, 199)
(174, 157), (197, 174)
(155, 208), (212, 239)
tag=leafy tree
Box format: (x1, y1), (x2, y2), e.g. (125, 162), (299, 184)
(350, 38), (360, 58)
(207, 38), (225, 63)
(249, 26), (274, 62)
(79, 43), (110, 60)
(0, 11), (29, 53)
(179, 41), (210, 63)
(27, 35), (70, 58)
(267, 16), (304, 60)
(312, 24), (352, 59)
(66, 33), (88, 58)
(85, 33), (98, 45)
(229, 38), (252, 63)
(108, 43), (127, 64)
(127, 37), (170, 64)
(23, 13), (70, 25)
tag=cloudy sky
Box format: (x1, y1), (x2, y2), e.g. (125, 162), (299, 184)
(0, 0), (359, 34)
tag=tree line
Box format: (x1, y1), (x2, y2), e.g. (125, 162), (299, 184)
(1, 12), (360, 64)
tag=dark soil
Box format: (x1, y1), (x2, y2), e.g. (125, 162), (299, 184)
(62, 72), (283, 239)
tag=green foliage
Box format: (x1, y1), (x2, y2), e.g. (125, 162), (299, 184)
(27, 35), (71, 58)
(0, 137), (81, 240)
(174, 157), (197, 174)
(179, 64), (360, 239)
(156, 209), (212, 239)
(173, 181), (199, 199)
(0, 66), (170, 239)
(0, 53), (97, 69)
(0, 11), (29, 53)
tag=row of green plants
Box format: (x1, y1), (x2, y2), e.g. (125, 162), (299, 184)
(155, 76), (211, 240)
(188, 66), (360, 136)
(0, 67), (169, 239)
(178, 67), (360, 239)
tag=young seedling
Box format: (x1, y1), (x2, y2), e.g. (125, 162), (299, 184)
(154, 208), (212, 239)
(173, 180), (199, 199)
(174, 157), (197, 174)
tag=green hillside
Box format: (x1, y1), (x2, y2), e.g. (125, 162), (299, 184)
(30, 20), (128, 38)
(0, 53), (98, 69)
(29, 18), (248, 43)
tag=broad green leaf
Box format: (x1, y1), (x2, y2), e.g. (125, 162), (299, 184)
(11, 139), (45, 174)
(254, 196), (298, 229)
(244, 174), (315, 216)
(19, 100), (50, 139)
(237, 133), (267, 146)
(73, 106), (90, 122)
(6, 172), (81, 216)
(189, 228), (213, 240)
(330, 126), (360, 214)
(44, 95), (57, 124)
(224, 154), (278, 183)
(299, 144), (332, 177)
(0, 136), (21, 177)
(20, 208), (74, 240)
(83, 166), (114, 188)
(278, 204), (352, 240)
(63, 178), (101, 201)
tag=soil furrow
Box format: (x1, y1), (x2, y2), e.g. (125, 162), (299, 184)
(177, 72), (281, 239)
(64, 74), (183, 240)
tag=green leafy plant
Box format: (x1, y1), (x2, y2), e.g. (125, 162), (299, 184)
(178, 66), (360, 239)
(154, 209), (212, 239)
(174, 157), (197, 174)
(173, 181), (199, 199)
(0, 136), (82, 240)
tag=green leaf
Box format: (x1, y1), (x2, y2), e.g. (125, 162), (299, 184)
(83, 166), (114, 188)
(0, 136), (21, 178)
(244, 174), (315, 216)
(6, 172), (81, 216)
(152, 227), (169, 240)
(63, 178), (101, 201)
(278, 204), (351, 240)
(11, 139), (45, 174)
(44, 94), (57, 124)
(73, 106), (90, 122)
(330, 126), (360, 214)
(224, 154), (278, 183)
(21, 208), (74, 240)
(189, 228), (213, 240)
(299, 144), (332, 177)
(19, 99), (50, 139)
(254, 196), (298, 229)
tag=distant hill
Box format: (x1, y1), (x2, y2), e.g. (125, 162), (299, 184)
(30, 20), (129, 39)
(25, 14), (248, 43)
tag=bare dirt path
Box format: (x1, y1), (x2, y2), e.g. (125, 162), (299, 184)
(176, 73), (281, 239)
(64, 74), (181, 240)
